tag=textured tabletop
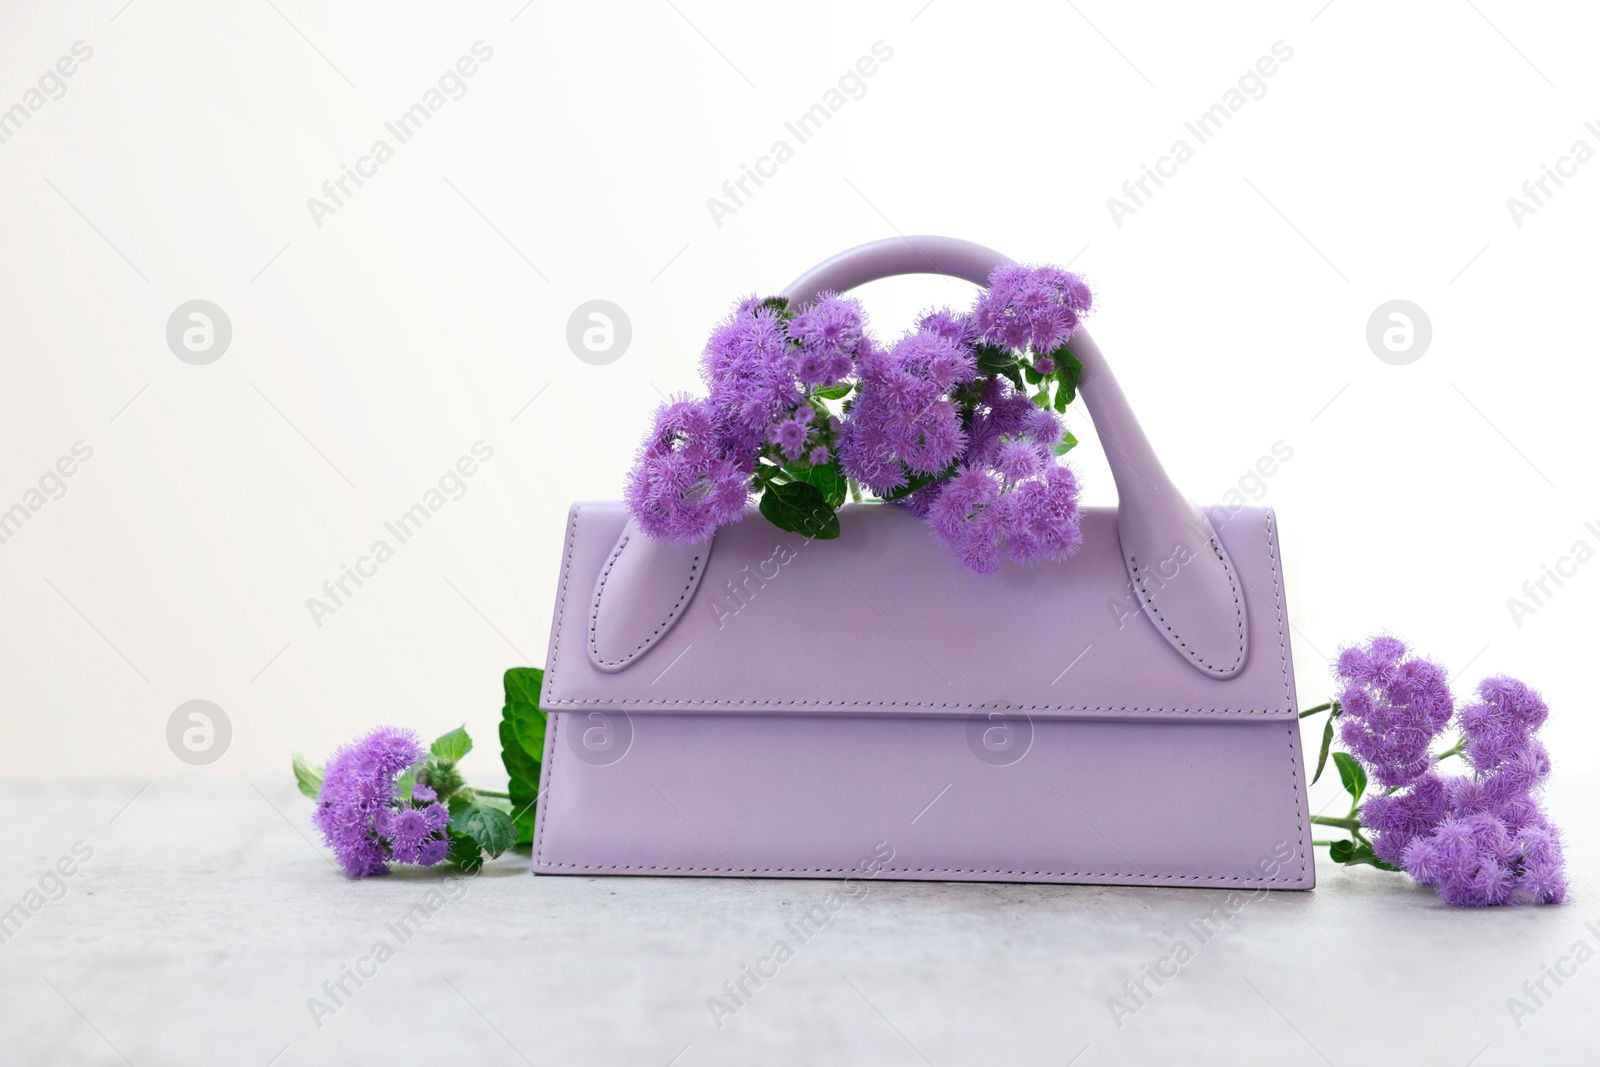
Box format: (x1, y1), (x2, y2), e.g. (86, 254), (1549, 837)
(3, 777), (1594, 1066)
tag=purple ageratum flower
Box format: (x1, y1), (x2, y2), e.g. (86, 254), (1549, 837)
(924, 448), (1082, 576)
(916, 377), (1082, 575)
(973, 265), (1093, 354)
(389, 803), (451, 865)
(1359, 770), (1449, 867)
(701, 299), (803, 445)
(769, 416), (810, 463)
(837, 324), (974, 493)
(313, 726), (426, 878)
(1402, 815), (1518, 907)
(1400, 802), (1566, 907)
(788, 293), (864, 387)
(1333, 637), (1454, 791)
(1460, 676), (1550, 776)
(624, 397), (751, 543)
(1334, 641), (1569, 906)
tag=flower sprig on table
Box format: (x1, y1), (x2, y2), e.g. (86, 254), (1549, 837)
(1303, 636), (1567, 907)
(626, 264), (1093, 574)
(292, 667), (547, 878)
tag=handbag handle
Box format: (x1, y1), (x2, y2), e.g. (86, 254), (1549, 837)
(586, 238), (1251, 680)
(781, 237), (1250, 678)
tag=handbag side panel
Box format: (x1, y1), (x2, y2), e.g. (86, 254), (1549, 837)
(531, 710), (1313, 888)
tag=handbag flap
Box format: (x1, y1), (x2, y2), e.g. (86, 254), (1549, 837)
(540, 501), (1296, 721)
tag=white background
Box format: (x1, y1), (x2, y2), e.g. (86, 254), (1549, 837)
(2, 0), (1596, 797)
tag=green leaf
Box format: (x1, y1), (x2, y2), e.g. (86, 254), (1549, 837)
(814, 382), (852, 401)
(505, 668), (543, 722)
(455, 802), (518, 858)
(1328, 839), (1399, 871)
(1023, 365), (1044, 384)
(1054, 430), (1078, 456)
(786, 461), (848, 509)
(291, 752), (324, 800)
(395, 762), (421, 802)
(880, 460), (958, 503)
(974, 344), (1016, 375)
(1311, 715), (1336, 784)
(757, 296), (789, 316)
(758, 481), (840, 540)
(430, 725), (472, 763)
(447, 830), (484, 873)
(417, 757), (466, 801)
(1333, 752), (1367, 805)
(1050, 347), (1084, 407)
(975, 344), (1026, 390)
(502, 667), (546, 846)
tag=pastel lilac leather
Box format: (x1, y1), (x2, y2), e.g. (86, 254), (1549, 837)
(532, 238), (1314, 889)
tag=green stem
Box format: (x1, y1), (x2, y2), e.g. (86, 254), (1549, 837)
(1434, 738), (1465, 761)
(1310, 815), (1361, 831)
(471, 788), (511, 799)
(1299, 701), (1338, 718)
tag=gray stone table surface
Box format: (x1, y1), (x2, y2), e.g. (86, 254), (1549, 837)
(3, 776), (1597, 1066)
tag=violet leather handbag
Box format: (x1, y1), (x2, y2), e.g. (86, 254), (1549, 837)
(531, 237), (1314, 889)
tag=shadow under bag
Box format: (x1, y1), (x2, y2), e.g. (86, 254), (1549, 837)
(531, 237), (1314, 889)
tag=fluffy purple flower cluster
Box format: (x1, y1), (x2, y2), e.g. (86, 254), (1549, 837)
(313, 726), (451, 878)
(625, 294), (864, 541)
(623, 398), (752, 543)
(625, 267), (1093, 574)
(972, 263), (1093, 353)
(1334, 636), (1453, 790)
(838, 312), (973, 492)
(1334, 638), (1566, 906)
(918, 379), (1081, 574)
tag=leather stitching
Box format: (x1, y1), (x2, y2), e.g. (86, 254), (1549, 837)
(542, 699), (1285, 715)
(587, 533), (704, 669)
(1127, 535), (1246, 676)
(542, 503), (583, 700)
(1265, 509), (1310, 881)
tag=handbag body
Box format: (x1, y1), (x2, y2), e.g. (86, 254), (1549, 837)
(530, 238), (1314, 889)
